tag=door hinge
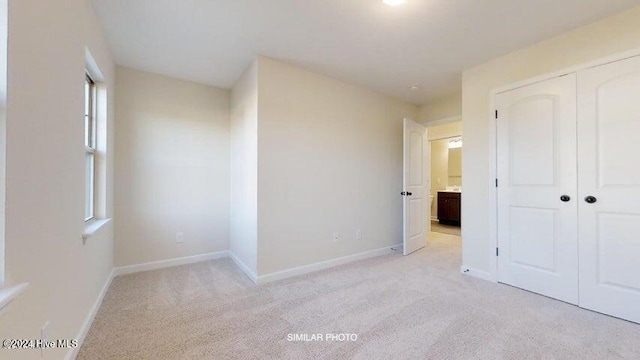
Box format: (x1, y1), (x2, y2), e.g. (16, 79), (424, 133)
(495, 110), (498, 119)
(496, 247), (499, 256)
(495, 178), (498, 187)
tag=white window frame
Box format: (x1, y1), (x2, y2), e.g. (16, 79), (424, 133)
(85, 73), (97, 222)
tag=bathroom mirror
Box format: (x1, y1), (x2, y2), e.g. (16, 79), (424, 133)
(448, 139), (462, 186)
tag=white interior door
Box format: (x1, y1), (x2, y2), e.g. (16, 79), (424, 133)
(577, 55), (640, 323)
(496, 74), (579, 304)
(403, 118), (429, 255)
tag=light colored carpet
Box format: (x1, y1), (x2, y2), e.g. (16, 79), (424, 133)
(431, 220), (461, 236)
(78, 233), (640, 359)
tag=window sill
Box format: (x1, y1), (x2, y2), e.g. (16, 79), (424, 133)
(0, 283), (29, 316)
(83, 218), (112, 244)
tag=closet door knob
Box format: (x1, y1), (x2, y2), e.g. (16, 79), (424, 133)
(585, 196), (597, 204)
(560, 195), (571, 202)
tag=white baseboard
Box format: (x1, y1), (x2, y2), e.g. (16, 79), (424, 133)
(108, 245), (401, 286)
(257, 244), (402, 284)
(228, 252), (258, 284)
(460, 265), (496, 282)
(113, 251), (229, 276)
(66, 268), (115, 360)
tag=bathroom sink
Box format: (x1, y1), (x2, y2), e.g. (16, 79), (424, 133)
(444, 187), (462, 193)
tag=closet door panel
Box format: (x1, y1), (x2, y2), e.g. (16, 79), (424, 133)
(496, 74), (579, 304)
(578, 55), (640, 324)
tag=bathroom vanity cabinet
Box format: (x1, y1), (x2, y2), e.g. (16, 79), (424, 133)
(437, 191), (461, 226)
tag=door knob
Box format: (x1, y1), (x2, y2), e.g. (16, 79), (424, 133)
(585, 196), (597, 204)
(560, 195), (571, 202)
(407, 192), (412, 196)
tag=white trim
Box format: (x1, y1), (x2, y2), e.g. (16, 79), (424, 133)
(487, 47), (640, 283)
(112, 251), (229, 276)
(86, 244), (399, 285)
(429, 134), (463, 142)
(65, 270), (113, 360)
(256, 244), (401, 284)
(488, 91), (499, 282)
(228, 252), (258, 284)
(460, 266), (496, 282)
(84, 48), (105, 82)
(82, 218), (112, 244)
(423, 115), (461, 127)
(0, 283), (29, 316)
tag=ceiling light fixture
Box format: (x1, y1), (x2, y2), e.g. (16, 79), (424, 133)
(383, 0), (405, 6)
(409, 85), (419, 91)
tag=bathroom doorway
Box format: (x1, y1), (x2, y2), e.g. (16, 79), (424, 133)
(427, 120), (462, 237)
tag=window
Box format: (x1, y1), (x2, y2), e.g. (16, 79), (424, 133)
(84, 74), (96, 221)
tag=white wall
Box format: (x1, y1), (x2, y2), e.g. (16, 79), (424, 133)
(0, 0), (6, 284)
(0, 0), (5, 108)
(427, 121), (462, 140)
(0, 0), (115, 359)
(256, 57), (418, 275)
(419, 92), (461, 123)
(115, 67), (230, 267)
(0, 107), (5, 284)
(461, 5), (640, 275)
(230, 61), (259, 276)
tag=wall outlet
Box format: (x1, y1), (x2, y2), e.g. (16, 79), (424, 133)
(333, 232), (339, 243)
(356, 229), (362, 240)
(41, 321), (50, 357)
(176, 232), (184, 244)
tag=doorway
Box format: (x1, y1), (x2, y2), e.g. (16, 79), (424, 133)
(427, 121), (462, 237)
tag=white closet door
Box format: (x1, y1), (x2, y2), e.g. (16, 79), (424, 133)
(496, 74), (579, 304)
(578, 55), (640, 323)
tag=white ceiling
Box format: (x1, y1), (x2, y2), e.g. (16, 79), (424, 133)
(91, 0), (640, 105)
